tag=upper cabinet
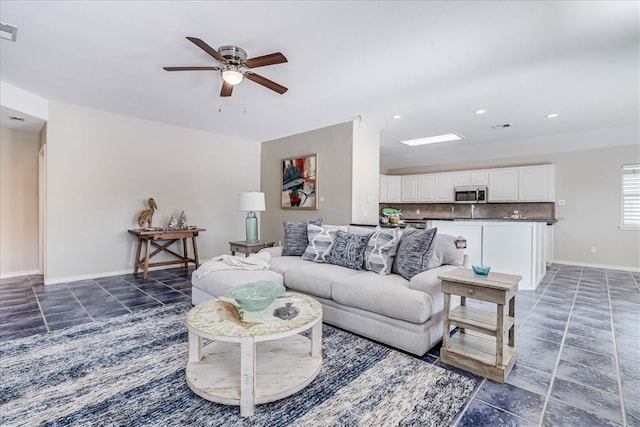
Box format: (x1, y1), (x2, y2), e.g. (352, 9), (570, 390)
(435, 174), (455, 202)
(380, 164), (554, 204)
(380, 175), (401, 203)
(488, 169), (519, 202)
(401, 175), (418, 202)
(418, 175), (435, 202)
(519, 165), (555, 202)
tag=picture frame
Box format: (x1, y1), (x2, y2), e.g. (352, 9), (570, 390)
(281, 153), (318, 209)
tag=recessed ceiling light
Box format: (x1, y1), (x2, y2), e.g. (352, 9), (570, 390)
(400, 133), (464, 146)
(391, 114), (402, 119)
(8, 115), (25, 122)
(546, 113), (559, 118)
(490, 124), (511, 129)
(475, 109), (487, 115)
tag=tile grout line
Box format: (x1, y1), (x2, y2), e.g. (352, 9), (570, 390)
(31, 283), (51, 333)
(607, 270), (628, 427)
(537, 267), (582, 427)
(451, 377), (486, 427)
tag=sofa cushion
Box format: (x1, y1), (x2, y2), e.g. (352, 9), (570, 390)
(302, 224), (347, 263)
(364, 227), (401, 275)
(427, 234), (465, 269)
(325, 230), (371, 270)
(332, 271), (432, 323)
(392, 227), (438, 280)
(268, 255), (310, 276)
(283, 262), (361, 299)
(282, 218), (323, 256)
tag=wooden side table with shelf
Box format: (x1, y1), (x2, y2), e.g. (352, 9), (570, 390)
(229, 240), (276, 257)
(438, 267), (521, 383)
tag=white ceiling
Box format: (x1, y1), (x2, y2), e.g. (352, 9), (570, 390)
(1, 1), (638, 170)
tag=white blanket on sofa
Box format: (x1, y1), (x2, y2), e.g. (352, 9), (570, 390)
(194, 252), (271, 279)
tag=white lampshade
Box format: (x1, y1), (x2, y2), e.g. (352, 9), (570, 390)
(238, 192), (265, 212)
(222, 67), (244, 86)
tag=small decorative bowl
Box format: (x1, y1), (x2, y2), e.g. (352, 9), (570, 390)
(227, 281), (286, 311)
(472, 265), (491, 277)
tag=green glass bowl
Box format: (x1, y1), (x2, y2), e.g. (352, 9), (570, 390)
(226, 281), (286, 311)
(472, 265), (491, 277)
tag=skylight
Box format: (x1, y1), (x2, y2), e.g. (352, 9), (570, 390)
(400, 133), (464, 146)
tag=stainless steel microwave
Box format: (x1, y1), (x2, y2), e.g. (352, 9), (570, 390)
(454, 186), (488, 203)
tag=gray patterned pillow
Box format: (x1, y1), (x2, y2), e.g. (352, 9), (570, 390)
(392, 227), (438, 280)
(302, 224), (348, 262)
(282, 218), (323, 256)
(364, 227), (401, 275)
(325, 230), (371, 270)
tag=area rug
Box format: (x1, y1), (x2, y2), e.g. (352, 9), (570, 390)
(0, 303), (476, 426)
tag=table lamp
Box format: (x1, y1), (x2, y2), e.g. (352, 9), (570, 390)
(238, 192), (266, 243)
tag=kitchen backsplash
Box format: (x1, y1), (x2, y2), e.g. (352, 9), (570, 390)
(379, 202), (555, 220)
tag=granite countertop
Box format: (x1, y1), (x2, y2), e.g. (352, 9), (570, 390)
(424, 217), (558, 224)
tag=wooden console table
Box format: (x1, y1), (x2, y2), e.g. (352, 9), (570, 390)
(438, 267), (521, 383)
(128, 228), (206, 279)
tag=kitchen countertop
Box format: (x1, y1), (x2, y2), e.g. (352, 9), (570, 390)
(424, 218), (558, 224)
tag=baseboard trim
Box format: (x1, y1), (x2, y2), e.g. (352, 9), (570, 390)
(0, 270), (40, 279)
(553, 259), (640, 273)
(44, 265), (184, 285)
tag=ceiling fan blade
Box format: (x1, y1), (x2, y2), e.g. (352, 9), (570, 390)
(244, 52), (288, 68)
(245, 72), (288, 94)
(220, 81), (234, 97)
(186, 36), (226, 62)
(163, 66), (219, 71)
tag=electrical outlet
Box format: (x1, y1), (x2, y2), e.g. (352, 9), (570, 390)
(558, 200), (566, 206)
(416, 209), (421, 214)
(591, 246), (597, 253)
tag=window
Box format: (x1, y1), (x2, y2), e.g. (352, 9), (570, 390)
(621, 164), (640, 230)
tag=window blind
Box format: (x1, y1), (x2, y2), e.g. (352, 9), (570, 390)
(622, 164), (640, 228)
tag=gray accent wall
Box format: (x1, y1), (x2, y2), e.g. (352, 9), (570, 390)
(260, 121), (380, 244)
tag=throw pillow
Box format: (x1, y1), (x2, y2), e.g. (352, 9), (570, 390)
(392, 227), (438, 280)
(325, 230), (371, 270)
(302, 224), (348, 262)
(426, 234), (465, 270)
(282, 218), (323, 256)
(364, 227), (401, 275)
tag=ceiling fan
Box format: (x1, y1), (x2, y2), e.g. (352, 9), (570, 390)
(164, 37), (288, 97)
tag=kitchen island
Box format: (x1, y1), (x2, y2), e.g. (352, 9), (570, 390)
(427, 219), (548, 290)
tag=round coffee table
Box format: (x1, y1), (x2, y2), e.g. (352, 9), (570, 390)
(185, 292), (322, 417)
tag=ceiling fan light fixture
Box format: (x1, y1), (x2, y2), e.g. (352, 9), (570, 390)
(222, 66), (243, 85)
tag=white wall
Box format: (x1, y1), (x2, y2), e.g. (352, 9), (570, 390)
(390, 144), (640, 271)
(45, 102), (261, 283)
(351, 123), (380, 224)
(0, 127), (40, 277)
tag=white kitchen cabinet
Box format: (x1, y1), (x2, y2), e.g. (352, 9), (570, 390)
(545, 225), (554, 266)
(435, 174), (455, 202)
(518, 165), (555, 202)
(471, 172), (489, 186)
(429, 220), (545, 290)
(488, 170), (519, 202)
(387, 176), (402, 203)
(401, 176), (418, 202)
(379, 175), (388, 202)
(379, 175), (402, 203)
(418, 175), (435, 202)
(454, 173), (471, 187)
(430, 221), (483, 267)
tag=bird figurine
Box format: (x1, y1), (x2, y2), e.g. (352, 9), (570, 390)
(137, 198), (157, 228)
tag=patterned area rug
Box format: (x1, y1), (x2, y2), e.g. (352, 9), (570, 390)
(0, 303), (476, 426)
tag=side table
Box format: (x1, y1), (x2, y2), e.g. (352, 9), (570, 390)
(229, 240), (275, 257)
(438, 267), (521, 383)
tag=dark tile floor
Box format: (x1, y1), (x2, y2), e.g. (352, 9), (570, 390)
(0, 264), (638, 426)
